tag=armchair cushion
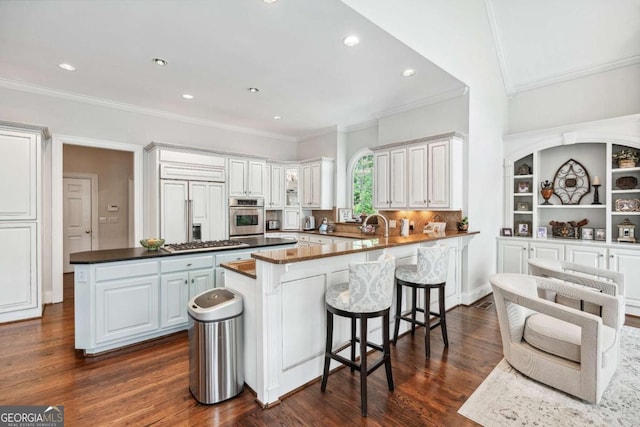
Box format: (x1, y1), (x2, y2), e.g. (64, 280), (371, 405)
(524, 313), (616, 363)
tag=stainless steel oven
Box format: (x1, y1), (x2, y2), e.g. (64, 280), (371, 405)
(229, 197), (264, 237)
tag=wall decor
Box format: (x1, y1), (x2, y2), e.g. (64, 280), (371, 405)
(540, 180), (554, 205)
(501, 228), (513, 236)
(552, 158), (590, 205)
(517, 181), (530, 193)
(617, 218), (637, 243)
(581, 227), (594, 240)
(517, 163), (532, 175)
(595, 228), (606, 241)
(516, 201), (530, 211)
(338, 208), (353, 222)
(517, 222), (530, 237)
(615, 198), (640, 212)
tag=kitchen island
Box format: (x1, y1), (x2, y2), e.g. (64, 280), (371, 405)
(70, 236), (296, 355)
(222, 231), (477, 407)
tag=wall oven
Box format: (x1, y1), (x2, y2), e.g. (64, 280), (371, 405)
(229, 197), (264, 237)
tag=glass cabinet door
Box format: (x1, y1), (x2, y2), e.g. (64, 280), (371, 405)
(285, 167), (299, 207)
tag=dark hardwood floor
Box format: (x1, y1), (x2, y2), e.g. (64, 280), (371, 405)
(1, 274), (638, 426)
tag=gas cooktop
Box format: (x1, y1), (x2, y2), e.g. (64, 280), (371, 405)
(163, 240), (250, 253)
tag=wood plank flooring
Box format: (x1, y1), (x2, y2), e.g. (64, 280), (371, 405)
(0, 274), (638, 426)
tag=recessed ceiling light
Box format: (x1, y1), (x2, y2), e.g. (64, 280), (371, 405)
(273, 116), (282, 120)
(342, 35), (360, 47)
(58, 63), (76, 72)
(402, 69), (416, 77)
(152, 58), (168, 66)
(263, 0), (278, 3)
(248, 87), (260, 93)
(182, 94), (194, 100)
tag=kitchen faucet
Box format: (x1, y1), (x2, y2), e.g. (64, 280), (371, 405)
(363, 213), (389, 238)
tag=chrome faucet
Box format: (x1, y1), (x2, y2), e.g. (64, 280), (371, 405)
(363, 213), (389, 238)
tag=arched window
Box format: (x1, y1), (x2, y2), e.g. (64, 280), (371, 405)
(352, 153), (374, 216)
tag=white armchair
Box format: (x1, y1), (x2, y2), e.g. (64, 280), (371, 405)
(490, 273), (624, 404)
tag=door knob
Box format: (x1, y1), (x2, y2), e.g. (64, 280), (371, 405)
(85, 229), (91, 233)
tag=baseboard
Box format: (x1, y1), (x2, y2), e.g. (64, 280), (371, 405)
(461, 283), (492, 306)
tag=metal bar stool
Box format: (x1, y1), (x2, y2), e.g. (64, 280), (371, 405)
(393, 245), (450, 359)
(321, 253), (396, 417)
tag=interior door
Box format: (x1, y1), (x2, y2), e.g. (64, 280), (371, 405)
(63, 177), (93, 273)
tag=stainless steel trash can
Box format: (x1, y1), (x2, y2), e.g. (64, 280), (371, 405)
(188, 288), (244, 404)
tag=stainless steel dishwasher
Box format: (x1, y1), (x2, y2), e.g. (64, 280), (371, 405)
(188, 288), (244, 404)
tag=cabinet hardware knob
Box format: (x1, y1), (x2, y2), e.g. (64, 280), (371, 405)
(186, 263), (192, 267)
(610, 255), (614, 258)
(599, 254), (604, 257)
(191, 279), (194, 283)
(85, 229), (91, 233)
(523, 247), (526, 251)
(184, 280), (187, 284)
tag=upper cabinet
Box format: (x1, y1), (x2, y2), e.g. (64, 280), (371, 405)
(0, 128), (40, 220)
(228, 158), (266, 197)
(374, 148), (406, 210)
(373, 133), (463, 211)
(265, 163), (283, 209)
(285, 166), (300, 208)
(301, 158), (334, 209)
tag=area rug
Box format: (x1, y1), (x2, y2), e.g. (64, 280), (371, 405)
(458, 326), (640, 426)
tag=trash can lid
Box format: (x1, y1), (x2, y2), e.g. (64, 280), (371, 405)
(188, 288), (243, 321)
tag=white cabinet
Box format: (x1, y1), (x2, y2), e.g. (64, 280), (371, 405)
(265, 163), (283, 209)
(160, 180), (226, 244)
(309, 235), (333, 245)
(301, 158), (334, 209)
(160, 268), (214, 328)
(229, 158), (266, 197)
(608, 247), (640, 315)
(0, 129), (38, 220)
(373, 148), (406, 210)
(283, 209), (301, 230)
(374, 134), (463, 210)
(565, 244), (607, 268)
(0, 223), (38, 316)
(497, 238), (564, 274)
(285, 166), (300, 207)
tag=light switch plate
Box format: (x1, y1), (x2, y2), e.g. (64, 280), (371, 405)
(108, 216), (119, 223)
(99, 217), (107, 224)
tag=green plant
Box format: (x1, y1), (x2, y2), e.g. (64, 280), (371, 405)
(613, 149), (639, 162)
(458, 216), (468, 225)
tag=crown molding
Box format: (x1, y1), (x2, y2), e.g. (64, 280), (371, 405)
(0, 78), (297, 143)
(484, 0), (515, 95)
(511, 53), (640, 94)
(375, 86), (468, 120)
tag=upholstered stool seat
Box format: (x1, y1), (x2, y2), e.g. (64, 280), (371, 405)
(321, 253), (396, 417)
(393, 245), (450, 359)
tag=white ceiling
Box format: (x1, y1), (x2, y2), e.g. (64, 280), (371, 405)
(0, 1), (637, 140)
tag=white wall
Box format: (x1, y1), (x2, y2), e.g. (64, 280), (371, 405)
(345, 124), (378, 162)
(0, 86), (298, 159)
(297, 129), (338, 160)
(509, 64), (640, 134)
(343, 0), (509, 303)
(378, 94), (469, 145)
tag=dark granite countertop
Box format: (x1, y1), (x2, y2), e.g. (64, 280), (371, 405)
(70, 236), (296, 264)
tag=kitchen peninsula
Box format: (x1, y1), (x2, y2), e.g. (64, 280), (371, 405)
(70, 236), (296, 355)
(222, 231), (477, 407)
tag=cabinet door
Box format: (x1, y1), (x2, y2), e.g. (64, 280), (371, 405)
(0, 130), (38, 220)
(389, 148), (407, 209)
(228, 159), (247, 196)
(189, 269), (215, 299)
(190, 181), (226, 241)
(283, 209), (300, 230)
(267, 164), (283, 209)
(310, 162), (322, 207)
(373, 151), (390, 209)
(247, 160), (265, 197)
(428, 141), (450, 208)
(301, 164), (313, 207)
(565, 245), (607, 268)
(408, 144), (429, 208)
(608, 248), (640, 310)
(529, 242), (564, 261)
(497, 239), (528, 274)
(96, 276), (160, 343)
(0, 223), (38, 315)
(160, 180), (188, 244)
(160, 273), (189, 328)
(285, 167), (300, 207)
(309, 236), (332, 245)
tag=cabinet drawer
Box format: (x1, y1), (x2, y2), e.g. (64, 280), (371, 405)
(216, 250), (254, 266)
(310, 236), (332, 244)
(161, 255), (214, 273)
(96, 261), (158, 282)
(298, 234), (310, 242)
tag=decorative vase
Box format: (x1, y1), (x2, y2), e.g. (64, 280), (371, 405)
(457, 223), (468, 232)
(618, 159), (637, 168)
(540, 180), (554, 205)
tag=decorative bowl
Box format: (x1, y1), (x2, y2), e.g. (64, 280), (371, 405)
(616, 176), (638, 190)
(140, 238), (165, 251)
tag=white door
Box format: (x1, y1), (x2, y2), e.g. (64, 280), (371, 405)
(228, 159), (247, 197)
(373, 151), (390, 209)
(190, 181), (226, 241)
(408, 144), (428, 208)
(497, 239), (528, 274)
(63, 177), (93, 273)
(161, 180), (188, 244)
(428, 141), (450, 208)
(389, 148), (407, 209)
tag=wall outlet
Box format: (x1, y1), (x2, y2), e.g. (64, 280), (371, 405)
(389, 220), (396, 228)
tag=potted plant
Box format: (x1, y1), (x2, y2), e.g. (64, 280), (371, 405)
(457, 216), (469, 232)
(613, 149), (639, 168)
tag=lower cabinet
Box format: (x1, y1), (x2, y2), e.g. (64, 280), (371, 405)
(497, 237), (640, 315)
(159, 268), (214, 328)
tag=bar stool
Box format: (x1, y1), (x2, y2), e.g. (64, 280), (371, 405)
(393, 245), (450, 359)
(321, 253), (396, 417)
